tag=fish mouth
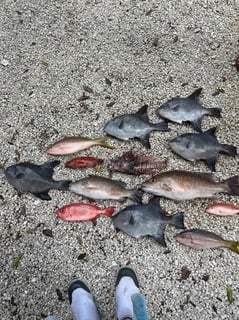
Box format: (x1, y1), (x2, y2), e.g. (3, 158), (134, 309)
(4, 166), (17, 178)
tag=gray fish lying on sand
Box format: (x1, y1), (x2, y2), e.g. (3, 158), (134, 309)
(157, 88), (221, 132)
(176, 228), (239, 254)
(142, 170), (239, 201)
(69, 175), (142, 203)
(104, 105), (169, 149)
(4, 160), (71, 200)
(169, 127), (237, 171)
(112, 196), (185, 247)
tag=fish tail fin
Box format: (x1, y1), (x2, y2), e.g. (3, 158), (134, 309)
(206, 107), (222, 118)
(170, 211), (185, 229)
(153, 121), (170, 132)
(131, 293), (150, 320)
(57, 180), (72, 191)
(224, 176), (239, 195)
(97, 136), (115, 149)
(130, 189), (143, 204)
(220, 144), (237, 156)
(102, 206), (116, 217)
(226, 240), (239, 255)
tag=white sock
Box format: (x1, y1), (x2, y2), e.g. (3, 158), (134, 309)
(71, 288), (100, 320)
(115, 276), (140, 320)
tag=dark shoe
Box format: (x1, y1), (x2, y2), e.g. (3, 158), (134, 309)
(68, 279), (91, 305)
(115, 267), (139, 288)
(115, 267), (140, 320)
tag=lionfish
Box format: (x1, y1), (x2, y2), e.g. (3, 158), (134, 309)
(108, 151), (167, 175)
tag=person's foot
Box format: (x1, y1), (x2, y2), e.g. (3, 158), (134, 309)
(115, 267), (140, 320)
(68, 279), (100, 320)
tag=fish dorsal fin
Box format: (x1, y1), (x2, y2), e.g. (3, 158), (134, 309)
(194, 171), (215, 182)
(39, 160), (60, 178)
(205, 127), (217, 137)
(187, 88), (202, 101)
(135, 105), (149, 122)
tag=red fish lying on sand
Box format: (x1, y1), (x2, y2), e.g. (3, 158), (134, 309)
(56, 203), (115, 222)
(205, 202), (239, 216)
(65, 156), (103, 169)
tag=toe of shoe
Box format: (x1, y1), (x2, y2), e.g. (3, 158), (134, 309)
(68, 280), (91, 304)
(115, 267), (139, 288)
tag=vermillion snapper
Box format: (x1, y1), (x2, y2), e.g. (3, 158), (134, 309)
(205, 202), (239, 216)
(65, 156), (103, 169)
(142, 170), (239, 201)
(56, 202), (115, 222)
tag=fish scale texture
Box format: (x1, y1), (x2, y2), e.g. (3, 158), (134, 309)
(0, 1), (239, 320)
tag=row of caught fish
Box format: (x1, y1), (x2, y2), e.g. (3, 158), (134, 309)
(64, 152), (168, 176)
(4, 88), (238, 255)
(45, 88), (237, 172)
(55, 199), (239, 255)
(4, 160), (239, 201)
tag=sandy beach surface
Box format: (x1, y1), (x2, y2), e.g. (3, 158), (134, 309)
(1, 1), (239, 319)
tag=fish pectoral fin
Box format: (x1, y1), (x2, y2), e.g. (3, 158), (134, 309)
(162, 183), (172, 192)
(32, 192), (51, 201)
(191, 118), (202, 132)
(204, 157), (217, 172)
(152, 233), (167, 247)
(16, 173), (24, 179)
(139, 133), (151, 149)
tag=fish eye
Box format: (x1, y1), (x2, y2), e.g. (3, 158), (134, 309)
(60, 208), (66, 215)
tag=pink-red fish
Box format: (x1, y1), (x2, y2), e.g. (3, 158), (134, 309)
(176, 229), (239, 254)
(46, 135), (114, 155)
(205, 202), (239, 216)
(56, 202), (115, 222)
(65, 156), (103, 169)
